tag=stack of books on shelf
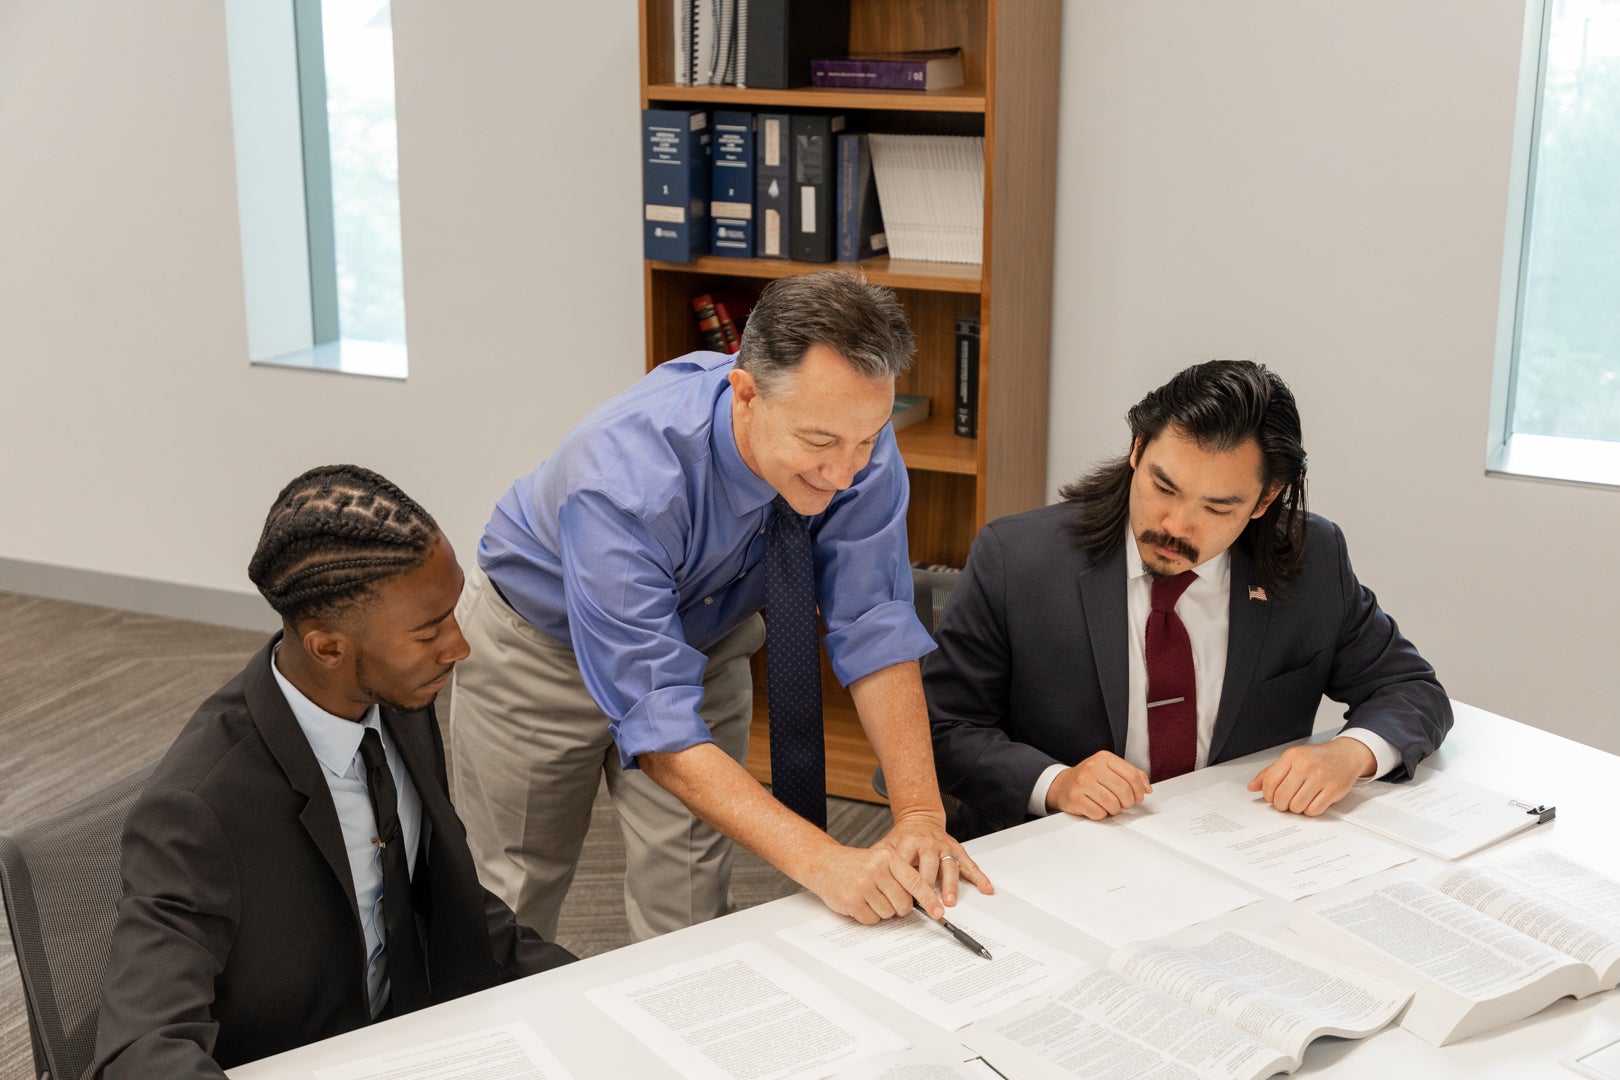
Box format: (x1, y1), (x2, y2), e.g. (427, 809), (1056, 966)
(641, 108), (892, 266)
(690, 292), (750, 353)
(868, 134), (985, 264)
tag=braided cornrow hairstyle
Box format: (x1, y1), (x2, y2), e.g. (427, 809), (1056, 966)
(248, 464), (439, 625)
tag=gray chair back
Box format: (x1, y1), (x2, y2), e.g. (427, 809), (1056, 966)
(0, 765), (154, 1080)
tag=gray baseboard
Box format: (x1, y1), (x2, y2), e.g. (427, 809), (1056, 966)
(0, 557), (279, 632)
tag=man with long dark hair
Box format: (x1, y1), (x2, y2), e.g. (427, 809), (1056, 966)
(926, 361), (1452, 838)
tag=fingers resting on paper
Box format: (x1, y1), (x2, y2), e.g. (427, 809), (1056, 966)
(805, 843), (940, 925)
(1046, 751), (1152, 821)
(1247, 737), (1376, 816)
(872, 815), (991, 914)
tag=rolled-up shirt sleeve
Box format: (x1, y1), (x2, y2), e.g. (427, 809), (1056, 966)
(814, 429), (937, 686)
(557, 489), (714, 767)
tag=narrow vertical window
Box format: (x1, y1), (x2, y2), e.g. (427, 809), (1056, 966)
(227, 0), (407, 378)
(1493, 0), (1620, 484)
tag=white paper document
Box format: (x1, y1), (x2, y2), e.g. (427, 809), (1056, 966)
(830, 1049), (1003, 1080)
(778, 899), (1084, 1030)
(1325, 767), (1546, 860)
(1123, 783), (1414, 900)
(984, 822), (1263, 946)
(585, 941), (907, 1080)
(311, 1023), (573, 1080)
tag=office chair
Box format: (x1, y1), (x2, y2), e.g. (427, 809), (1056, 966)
(873, 565), (965, 803)
(0, 764), (154, 1080)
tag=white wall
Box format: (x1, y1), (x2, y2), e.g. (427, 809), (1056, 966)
(3, 2), (1614, 751)
(1049, 0), (1620, 752)
(0, 1), (643, 593)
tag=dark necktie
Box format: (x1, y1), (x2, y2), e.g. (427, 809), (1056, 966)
(357, 728), (431, 1015)
(1145, 570), (1199, 782)
(765, 496), (827, 829)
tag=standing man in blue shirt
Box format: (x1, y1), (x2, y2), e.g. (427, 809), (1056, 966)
(452, 271), (989, 940)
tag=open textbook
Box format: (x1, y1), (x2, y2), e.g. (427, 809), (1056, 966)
(1289, 849), (1620, 1045)
(961, 927), (1411, 1080)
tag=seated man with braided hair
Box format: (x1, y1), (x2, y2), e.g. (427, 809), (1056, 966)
(93, 465), (574, 1080)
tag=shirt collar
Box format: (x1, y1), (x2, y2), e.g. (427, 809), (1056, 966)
(1123, 532), (1233, 592)
(270, 645), (382, 779)
(711, 374), (778, 517)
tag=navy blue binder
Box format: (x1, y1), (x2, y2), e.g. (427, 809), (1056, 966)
(836, 132), (886, 262)
(709, 111), (755, 258)
(642, 108), (711, 263)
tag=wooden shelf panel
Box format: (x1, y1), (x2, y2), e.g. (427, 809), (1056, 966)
(647, 255), (982, 294)
(644, 83), (986, 114)
(745, 688), (888, 806)
(897, 414), (977, 475)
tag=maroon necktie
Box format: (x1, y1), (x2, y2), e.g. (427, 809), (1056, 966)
(1146, 570), (1199, 782)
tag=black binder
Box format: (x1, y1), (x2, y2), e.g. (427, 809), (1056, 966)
(789, 113), (844, 263)
(744, 0), (851, 89)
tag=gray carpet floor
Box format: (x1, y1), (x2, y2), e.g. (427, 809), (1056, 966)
(0, 590), (891, 1078)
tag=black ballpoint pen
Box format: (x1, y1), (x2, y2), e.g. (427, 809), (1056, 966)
(914, 900), (993, 960)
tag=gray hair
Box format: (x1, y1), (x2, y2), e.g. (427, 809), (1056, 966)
(735, 270), (916, 397)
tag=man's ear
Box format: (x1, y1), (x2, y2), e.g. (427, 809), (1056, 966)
(1251, 482), (1284, 521)
(1128, 436), (1143, 471)
(300, 624), (351, 671)
(728, 367), (759, 408)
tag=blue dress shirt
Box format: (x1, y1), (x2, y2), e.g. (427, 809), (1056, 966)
(479, 351), (936, 766)
(270, 649), (422, 1019)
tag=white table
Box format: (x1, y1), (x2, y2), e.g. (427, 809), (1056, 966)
(230, 702), (1620, 1078)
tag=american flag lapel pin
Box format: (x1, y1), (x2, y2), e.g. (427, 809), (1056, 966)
(1248, 585), (1268, 602)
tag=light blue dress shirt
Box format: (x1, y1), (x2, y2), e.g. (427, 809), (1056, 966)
(270, 649), (422, 1019)
(479, 351), (936, 767)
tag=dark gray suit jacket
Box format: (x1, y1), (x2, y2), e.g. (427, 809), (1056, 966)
(93, 638), (574, 1078)
(925, 505), (1452, 838)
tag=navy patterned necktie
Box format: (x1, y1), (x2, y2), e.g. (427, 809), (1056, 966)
(1145, 570), (1199, 782)
(765, 496), (827, 829)
(358, 728), (431, 1015)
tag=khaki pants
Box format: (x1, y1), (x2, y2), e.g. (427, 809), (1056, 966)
(449, 566), (761, 942)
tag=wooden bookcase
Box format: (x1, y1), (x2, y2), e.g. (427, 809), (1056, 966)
(638, 0), (1060, 802)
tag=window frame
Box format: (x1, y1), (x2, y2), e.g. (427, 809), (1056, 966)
(1489, 0), (1620, 490)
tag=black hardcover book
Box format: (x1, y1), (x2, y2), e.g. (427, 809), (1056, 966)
(745, 0), (851, 89)
(954, 316), (980, 438)
(789, 112), (844, 263)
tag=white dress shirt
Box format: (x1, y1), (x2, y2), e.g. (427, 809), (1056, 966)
(271, 649), (422, 1018)
(1028, 540), (1398, 815)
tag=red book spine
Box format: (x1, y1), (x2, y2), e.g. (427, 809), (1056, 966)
(712, 297), (743, 354)
(691, 293), (727, 352)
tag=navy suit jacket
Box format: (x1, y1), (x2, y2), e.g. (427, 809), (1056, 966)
(93, 638), (575, 1078)
(925, 505), (1453, 838)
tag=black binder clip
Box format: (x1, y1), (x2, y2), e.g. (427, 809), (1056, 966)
(1510, 800), (1557, 823)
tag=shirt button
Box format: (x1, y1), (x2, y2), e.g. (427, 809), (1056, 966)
(704, 596), (714, 605)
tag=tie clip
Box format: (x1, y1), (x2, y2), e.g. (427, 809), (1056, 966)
(371, 836), (388, 850)
(1146, 696), (1186, 709)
